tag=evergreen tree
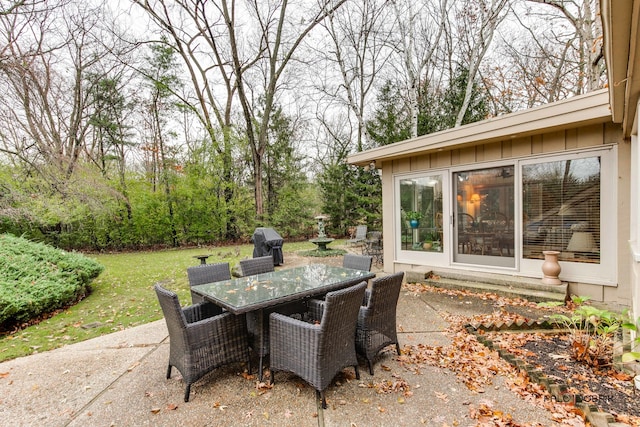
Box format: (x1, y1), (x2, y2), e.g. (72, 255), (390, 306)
(440, 68), (489, 129)
(262, 104), (315, 237)
(366, 81), (411, 147)
(318, 154), (381, 236)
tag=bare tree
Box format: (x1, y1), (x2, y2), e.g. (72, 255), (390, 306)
(451, 0), (509, 127)
(0, 1), (129, 184)
(315, 0), (392, 151)
(133, 0), (347, 218)
(526, 0), (603, 93)
(389, 0), (448, 138)
(481, 0), (604, 114)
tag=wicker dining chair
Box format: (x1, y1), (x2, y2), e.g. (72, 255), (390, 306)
(343, 253), (373, 272)
(269, 281), (367, 409)
(154, 284), (250, 402)
(187, 262), (232, 304)
(355, 272), (405, 375)
(239, 255), (274, 277)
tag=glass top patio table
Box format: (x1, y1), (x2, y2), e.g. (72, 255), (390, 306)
(191, 264), (376, 314)
(192, 264), (375, 381)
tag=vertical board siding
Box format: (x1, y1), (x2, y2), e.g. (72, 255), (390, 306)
(405, 124), (608, 171)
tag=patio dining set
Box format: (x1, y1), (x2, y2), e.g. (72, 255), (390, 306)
(154, 254), (404, 408)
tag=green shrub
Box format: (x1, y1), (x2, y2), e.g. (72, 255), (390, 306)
(0, 234), (104, 327)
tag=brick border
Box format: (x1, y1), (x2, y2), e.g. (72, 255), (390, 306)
(465, 322), (626, 427)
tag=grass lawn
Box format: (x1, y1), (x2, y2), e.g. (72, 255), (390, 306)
(0, 240), (342, 363)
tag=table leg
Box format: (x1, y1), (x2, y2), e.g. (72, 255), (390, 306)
(256, 309), (266, 382)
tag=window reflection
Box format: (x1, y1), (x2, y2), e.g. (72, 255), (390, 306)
(522, 157), (600, 264)
(399, 176), (443, 253)
(454, 167), (515, 259)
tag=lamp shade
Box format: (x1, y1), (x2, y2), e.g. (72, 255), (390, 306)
(566, 232), (597, 252)
(558, 204), (575, 216)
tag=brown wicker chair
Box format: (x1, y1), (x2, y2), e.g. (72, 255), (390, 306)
(343, 253), (373, 271)
(269, 281), (367, 409)
(239, 255), (274, 277)
(154, 284), (250, 402)
(187, 262), (231, 304)
(356, 272), (404, 375)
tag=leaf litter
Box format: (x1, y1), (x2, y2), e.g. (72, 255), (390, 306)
(402, 283), (639, 426)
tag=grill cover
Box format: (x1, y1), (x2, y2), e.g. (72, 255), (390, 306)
(251, 227), (284, 265)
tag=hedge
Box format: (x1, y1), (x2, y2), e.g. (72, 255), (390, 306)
(0, 234), (104, 327)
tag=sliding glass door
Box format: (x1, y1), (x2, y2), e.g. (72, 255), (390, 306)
(453, 166), (515, 268)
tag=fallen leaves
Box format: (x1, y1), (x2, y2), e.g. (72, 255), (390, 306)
(255, 380), (272, 395)
(240, 371), (255, 380)
(127, 361), (140, 372)
(404, 282), (570, 315)
(434, 391), (449, 402)
(488, 329), (640, 424)
(148, 401), (183, 414)
(610, 371), (633, 381)
(400, 327), (511, 394)
(360, 373), (412, 396)
(395, 285), (591, 426)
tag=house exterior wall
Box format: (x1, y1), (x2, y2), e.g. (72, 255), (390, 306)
(630, 100), (640, 320)
(380, 121), (632, 306)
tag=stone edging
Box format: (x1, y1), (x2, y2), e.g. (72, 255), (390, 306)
(465, 322), (627, 427)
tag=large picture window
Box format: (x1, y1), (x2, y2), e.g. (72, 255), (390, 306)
(522, 157), (601, 264)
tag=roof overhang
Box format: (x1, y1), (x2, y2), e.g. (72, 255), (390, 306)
(601, 0), (640, 137)
(348, 89), (611, 167)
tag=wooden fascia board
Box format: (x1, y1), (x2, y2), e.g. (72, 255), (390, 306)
(348, 90), (611, 166)
(601, 0), (632, 124)
(623, 0), (640, 137)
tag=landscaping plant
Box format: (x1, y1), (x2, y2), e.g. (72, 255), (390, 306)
(0, 234), (104, 329)
(544, 296), (622, 368)
(621, 314), (640, 364)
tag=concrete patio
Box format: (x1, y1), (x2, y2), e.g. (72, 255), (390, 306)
(0, 284), (565, 426)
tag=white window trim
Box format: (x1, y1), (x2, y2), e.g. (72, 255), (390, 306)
(631, 131), (640, 262)
(518, 147), (618, 286)
(392, 146), (618, 286)
(394, 170), (450, 265)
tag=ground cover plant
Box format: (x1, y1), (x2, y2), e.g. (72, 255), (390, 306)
(0, 234), (103, 330)
(0, 240), (339, 362)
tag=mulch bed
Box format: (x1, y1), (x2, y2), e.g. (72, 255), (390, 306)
(487, 331), (640, 421)
(405, 282), (640, 425)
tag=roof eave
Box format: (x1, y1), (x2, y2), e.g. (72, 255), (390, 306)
(349, 89), (611, 166)
(601, 0), (640, 138)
